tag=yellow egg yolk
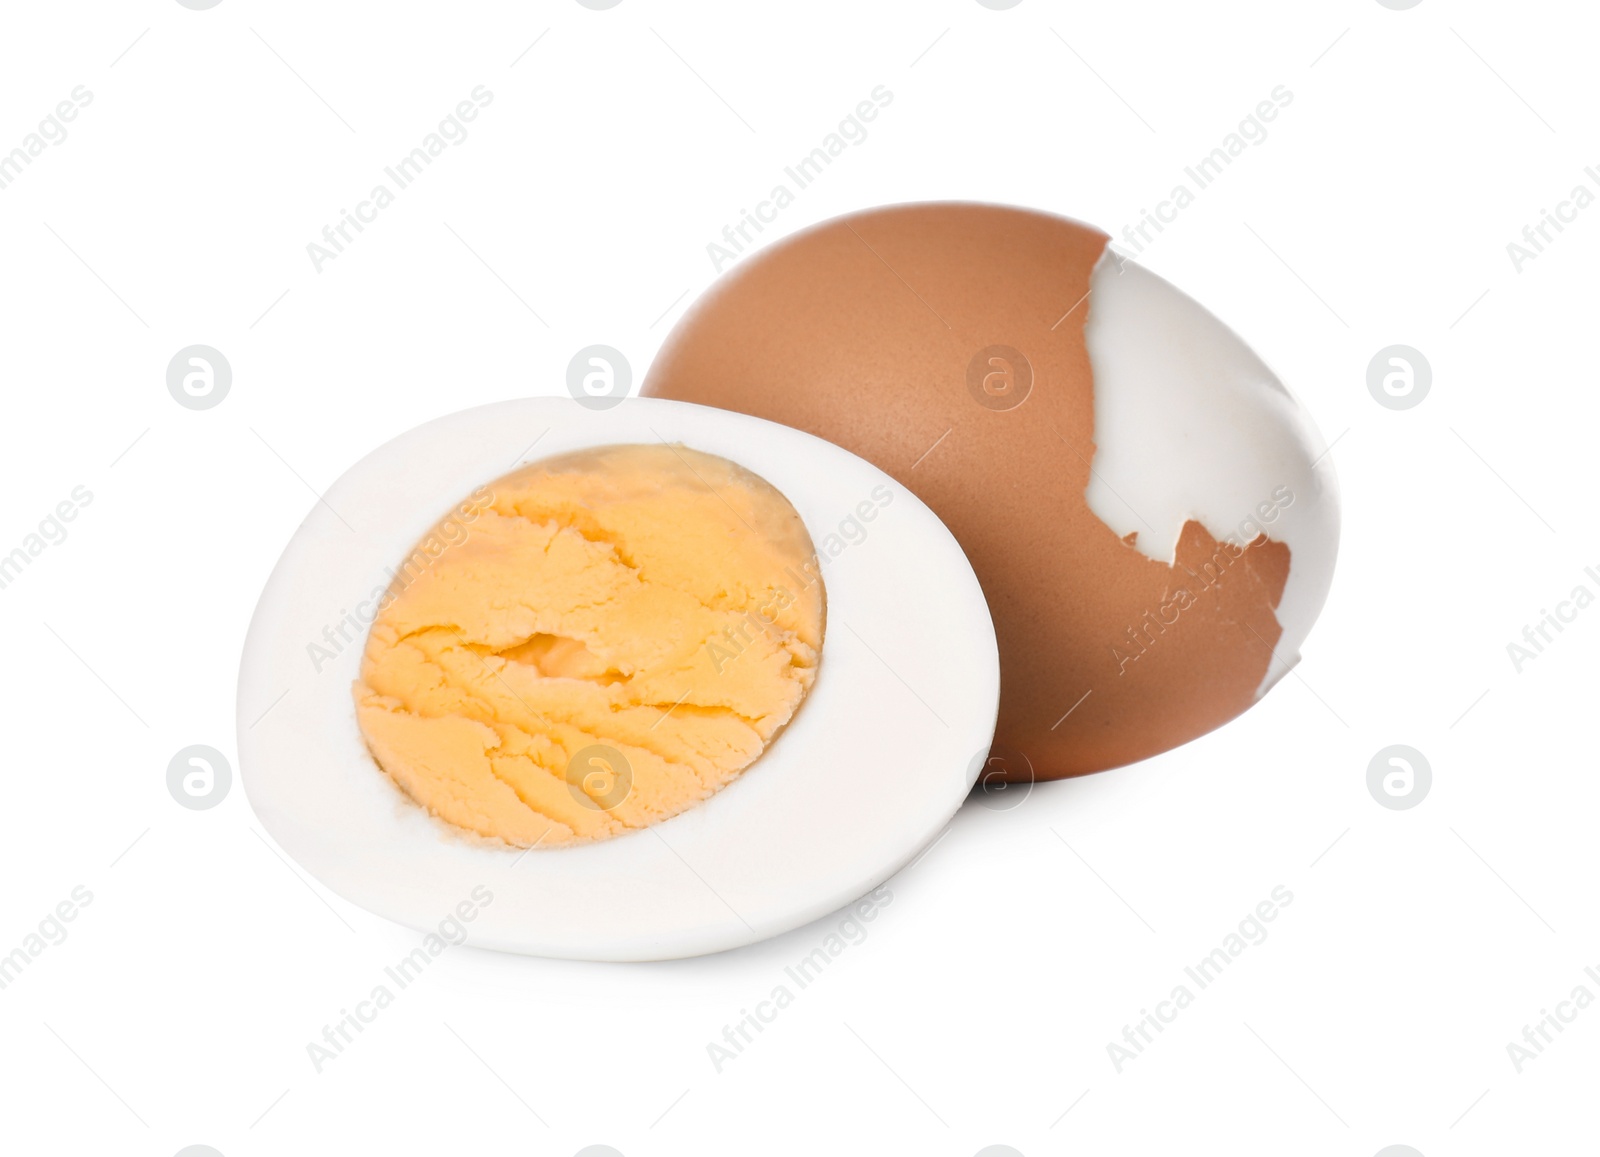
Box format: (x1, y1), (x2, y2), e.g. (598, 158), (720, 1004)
(354, 443), (826, 848)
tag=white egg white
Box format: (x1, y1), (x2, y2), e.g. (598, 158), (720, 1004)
(1082, 253), (1342, 696)
(237, 397), (999, 961)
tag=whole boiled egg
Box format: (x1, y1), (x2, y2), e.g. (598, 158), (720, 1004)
(644, 202), (1341, 780)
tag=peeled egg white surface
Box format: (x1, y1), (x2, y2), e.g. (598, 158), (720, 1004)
(237, 397), (999, 962)
(1082, 253), (1341, 696)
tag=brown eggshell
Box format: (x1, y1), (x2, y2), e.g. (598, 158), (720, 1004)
(644, 202), (1291, 780)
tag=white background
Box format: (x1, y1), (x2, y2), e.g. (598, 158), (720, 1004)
(1, 1), (1595, 1155)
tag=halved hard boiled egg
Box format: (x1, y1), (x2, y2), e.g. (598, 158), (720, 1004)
(238, 397), (999, 961)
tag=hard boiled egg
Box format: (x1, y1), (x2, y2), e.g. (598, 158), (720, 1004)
(238, 397), (999, 961)
(644, 202), (1341, 780)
